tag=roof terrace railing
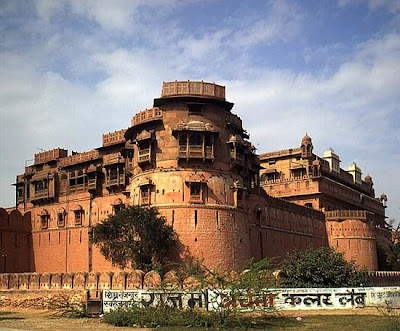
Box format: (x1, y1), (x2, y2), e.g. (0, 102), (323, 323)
(102, 129), (127, 147)
(59, 150), (100, 167)
(131, 108), (163, 127)
(161, 80), (225, 100)
(34, 148), (68, 165)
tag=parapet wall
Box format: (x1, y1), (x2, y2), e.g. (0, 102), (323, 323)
(2, 269), (398, 293)
(0, 270), (200, 292)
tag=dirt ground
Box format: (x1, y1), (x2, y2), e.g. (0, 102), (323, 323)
(0, 308), (147, 331)
(0, 307), (393, 331)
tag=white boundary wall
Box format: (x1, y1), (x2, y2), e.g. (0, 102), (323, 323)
(103, 287), (400, 313)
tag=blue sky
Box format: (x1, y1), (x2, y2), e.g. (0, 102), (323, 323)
(1, 0), (399, 226)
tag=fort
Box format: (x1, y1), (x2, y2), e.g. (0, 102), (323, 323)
(0, 80), (392, 276)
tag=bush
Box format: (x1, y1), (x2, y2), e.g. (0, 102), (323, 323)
(104, 305), (216, 328)
(280, 247), (369, 288)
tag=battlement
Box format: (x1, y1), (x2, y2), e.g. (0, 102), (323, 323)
(131, 107), (163, 127)
(161, 80), (225, 100)
(325, 210), (374, 221)
(102, 129), (127, 147)
(59, 150), (101, 167)
(34, 148), (67, 165)
(260, 147), (302, 159)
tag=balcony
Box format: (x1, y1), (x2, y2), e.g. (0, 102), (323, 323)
(16, 195), (24, 204)
(69, 183), (86, 193)
(32, 189), (53, 202)
(230, 151), (245, 168)
(103, 152), (125, 166)
(141, 196), (150, 205)
(87, 178), (97, 191)
(105, 175), (125, 188)
(178, 146), (213, 160)
(138, 148), (151, 164)
(161, 81), (225, 100)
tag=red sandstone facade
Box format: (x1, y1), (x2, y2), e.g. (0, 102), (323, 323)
(0, 81), (388, 273)
(259, 135), (391, 270)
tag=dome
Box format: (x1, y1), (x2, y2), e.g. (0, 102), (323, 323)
(364, 174), (372, 183)
(301, 133), (312, 144)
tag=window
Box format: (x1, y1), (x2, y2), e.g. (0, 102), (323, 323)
(190, 183), (201, 201)
(179, 135), (187, 147)
(140, 187), (150, 205)
(74, 210), (83, 226)
(187, 102), (204, 114)
(113, 204), (122, 214)
(60, 173), (68, 193)
(189, 134), (202, 146)
(17, 187), (24, 201)
(110, 168), (118, 181)
(57, 213), (65, 227)
(138, 141), (151, 164)
(40, 215), (49, 229)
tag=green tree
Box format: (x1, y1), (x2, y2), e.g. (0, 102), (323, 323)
(280, 247), (369, 288)
(91, 205), (176, 271)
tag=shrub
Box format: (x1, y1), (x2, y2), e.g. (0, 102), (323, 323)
(103, 305), (216, 328)
(280, 247), (369, 288)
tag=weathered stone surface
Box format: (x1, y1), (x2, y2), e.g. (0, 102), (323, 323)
(98, 272), (112, 290)
(111, 272), (126, 290)
(87, 272), (99, 291)
(183, 276), (200, 290)
(126, 270), (144, 289)
(9, 274), (19, 290)
(40, 273), (51, 290)
(73, 272), (86, 290)
(0, 274), (9, 290)
(163, 270), (181, 290)
(143, 271), (161, 289)
(18, 273), (30, 290)
(29, 273), (40, 290)
(51, 273), (63, 289)
(62, 273), (73, 290)
(0, 290), (86, 311)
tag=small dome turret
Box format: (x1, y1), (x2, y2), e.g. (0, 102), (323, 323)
(364, 174), (372, 184)
(302, 133), (312, 144)
(300, 133), (313, 158)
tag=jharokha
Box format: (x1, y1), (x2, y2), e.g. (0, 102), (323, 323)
(1, 81), (391, 274)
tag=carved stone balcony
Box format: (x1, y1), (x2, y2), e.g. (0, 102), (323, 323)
(178, 146), (213, 160)
(138, 148), (151, 164)
(105, 175), (125, 188)
(103, 152), (125, 166)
